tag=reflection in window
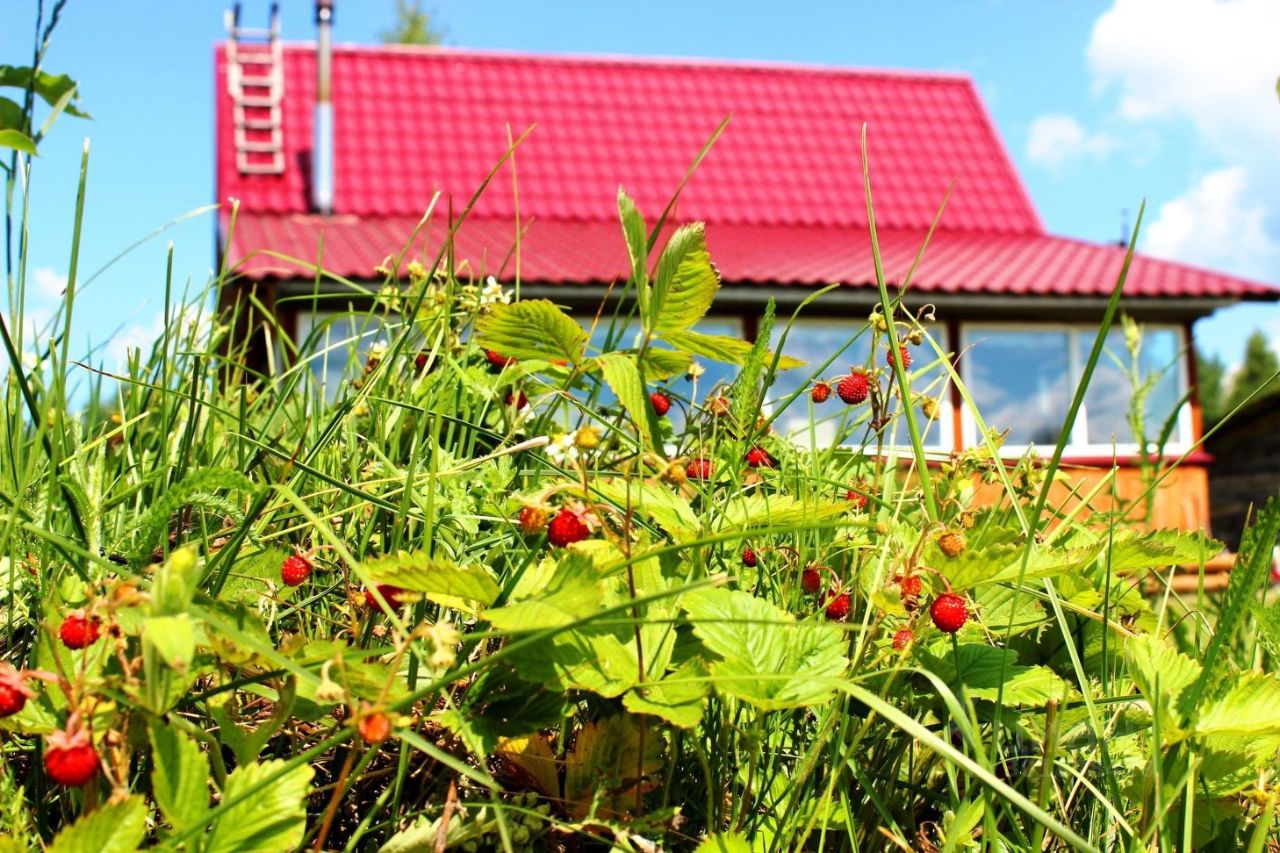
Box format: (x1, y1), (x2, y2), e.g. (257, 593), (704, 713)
(1082, 328), (1186, 446)
(965, 329), (1070, 446)
(296, 312), (390, 400)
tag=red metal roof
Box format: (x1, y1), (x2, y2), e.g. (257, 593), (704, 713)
(216, 44), (1277, 302)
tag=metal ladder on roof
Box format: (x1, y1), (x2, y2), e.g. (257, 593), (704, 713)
(225, 3), (285, 175)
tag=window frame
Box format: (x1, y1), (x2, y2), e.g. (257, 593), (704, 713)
(958, 321), (1194, 458)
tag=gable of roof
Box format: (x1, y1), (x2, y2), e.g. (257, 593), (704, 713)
(215, 44), (1277, 304)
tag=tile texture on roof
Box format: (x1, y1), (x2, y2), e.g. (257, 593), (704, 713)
(216, 45), (1277, 302)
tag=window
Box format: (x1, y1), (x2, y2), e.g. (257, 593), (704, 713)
(294, 311), (392, 399)
(769, 319), (952, 448)
(960, 323), (1191, 454)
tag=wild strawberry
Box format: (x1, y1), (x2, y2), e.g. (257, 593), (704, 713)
(686, 458), (714, 480)
(44, 727), (98, 787)
(485, 349), (515, 370)
(801, 565), (823, 595)
(886, 346), (911, 371)
(0, 665), (33, 718)
(825, 591), (852, 621)
(280, 554), (313, 587)
(741, 548), (757, 568)
(518, 505), (548, 535)
(930, 593), (969, 634)
(505, 391), (528, 410)
(810, 382), (832, 403)
(836, 371), (870, 405)
(898, 574), (922, 598)
(846, 488), (868, 510)
(706, 396), (731, 417)
(650, 391), (671, 417)
(58, 611), (101, 650)
(938, 531), (966, 558)
(745, 447), (774, 469)
(358, 711), (391, 744)
(892, 629), (913, 650)
(364, 584), (409, 613)
(661, 461), (688, 485)
(546, 508), (590, 547)
(414, 351), (430, 371)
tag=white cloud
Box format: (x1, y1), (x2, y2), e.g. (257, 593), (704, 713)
(1144, 167), (1279, 279)
(1087, 0), (1280, 159)
(1025, 113), (1114, 171)
(104, 312), (167, 369)
(30, 268), (67, 303)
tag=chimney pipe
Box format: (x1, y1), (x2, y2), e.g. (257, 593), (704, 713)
(312, 0), (334, 214)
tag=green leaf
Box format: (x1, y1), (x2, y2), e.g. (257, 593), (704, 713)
(1104, 528), (1223, 572)
(1198, 733), (1280, 796)
(0, 128), (35, 155)
(637, 346), (693, 380)
(722, 493), (850, 533)
(1253, 601), (1280, 662)
(622, 655), (709, 728)
(143, 614), (196, 672)
(596, 352), (653, 449)
(47, 795), (147, 853)
(206, 759), (313, 853)
(1124, 633), (1201, 734)
(150, 721), (210, 831)
(474, 299), (588, 363)
(484, 550), (603, 632)
(592, 477), (700, 542)
(361, 550), (500, 606)
(663, 328), (804, 369)
(683, 588), (847, 710)
(650, 222), (720, 334)
(618, 187), (649, 295)
(1195, 672), (1280, 738)
(695, 832), (752, 853)
(0, 66), (89, 116)
(0, 96), (24, 131)
(926, 644), (1071, 707)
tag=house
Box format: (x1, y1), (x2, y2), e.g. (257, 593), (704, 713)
(214, 6), (1278, 535)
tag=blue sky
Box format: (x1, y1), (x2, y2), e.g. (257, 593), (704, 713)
(4, 0), (1278, 371)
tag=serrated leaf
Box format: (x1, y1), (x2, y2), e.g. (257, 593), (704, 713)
(1196, 672), (1280, 738)
(484, 550), (602, 632)
(722, 493), (849, 532)
(663, 328), (804, 370)
(683, 588), (847, 710)
(496, 732), (561, 798)
(592, 478), (700, 541)
(1253, 601), (1280, 661)
(1124, 633), (1200, 734)
(474, 299), (588, 363)
(206, 759), (313, 853)
(1198, 733), (1280, 795)
(1105, 528), (1223, 572)
(695, 833), (752, 853)
(361, 550), (500, 605)
(622, 655), (709, 728)
(47, 795), (147, 853)
(618, 187), (648, 293)
(144, 614), (196, 672)
(926, 644), (1071, 707)
(637, 346), (693, 380)
(650, 223), (720, 334)
(150, 720), (210, 831)
(597, 352), (653, 449)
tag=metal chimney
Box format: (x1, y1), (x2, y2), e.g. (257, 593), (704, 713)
(312, 0), (335, 214)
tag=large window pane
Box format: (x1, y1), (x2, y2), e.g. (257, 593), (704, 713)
(965, 328), (1070, 446)
(297, 312), (389, 400)
(1081, 328), (1186, 447)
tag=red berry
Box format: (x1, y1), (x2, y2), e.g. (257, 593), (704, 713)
(887, 346), (911, 371)
(44, 728), (98, 787)
(365, 584), (409, 613)
(280, 554), (313, 587)
(825, 591), (851, 621)
(892, 628), (913, 650)
(810, 382), (832, 403)
(898, 574), (922, 598)
(505, 391), (528, 409)
(741, 548), (757, 568)
(58, 612), (101, 650)
(518, 505), (548, 535)
(745, 447), (773, 469)
(930, 593), (969, 634)
(687, 458), (714, 480)
(485, 349), (515, 370)
(801, 566), (823, 595)
(836, 371), (870, 405)
(650, 391), (671, 417)
(846, 489), (868, 510)
(0, 665), (32, 718)
(414, 352), (430, 371)
(358, 711), (391, 744)
(546, 508), (590, 548)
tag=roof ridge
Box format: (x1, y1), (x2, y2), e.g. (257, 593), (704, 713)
(255, 40), (976, 83)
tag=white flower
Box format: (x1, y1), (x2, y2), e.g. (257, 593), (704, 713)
(368, 339), (389, 360)
(545, 432), (580, 465)
(481, 276), (511, 306)
(687, 360), (706, 380)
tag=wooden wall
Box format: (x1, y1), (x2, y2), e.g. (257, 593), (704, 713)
(1208, 403), (1280, 551)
